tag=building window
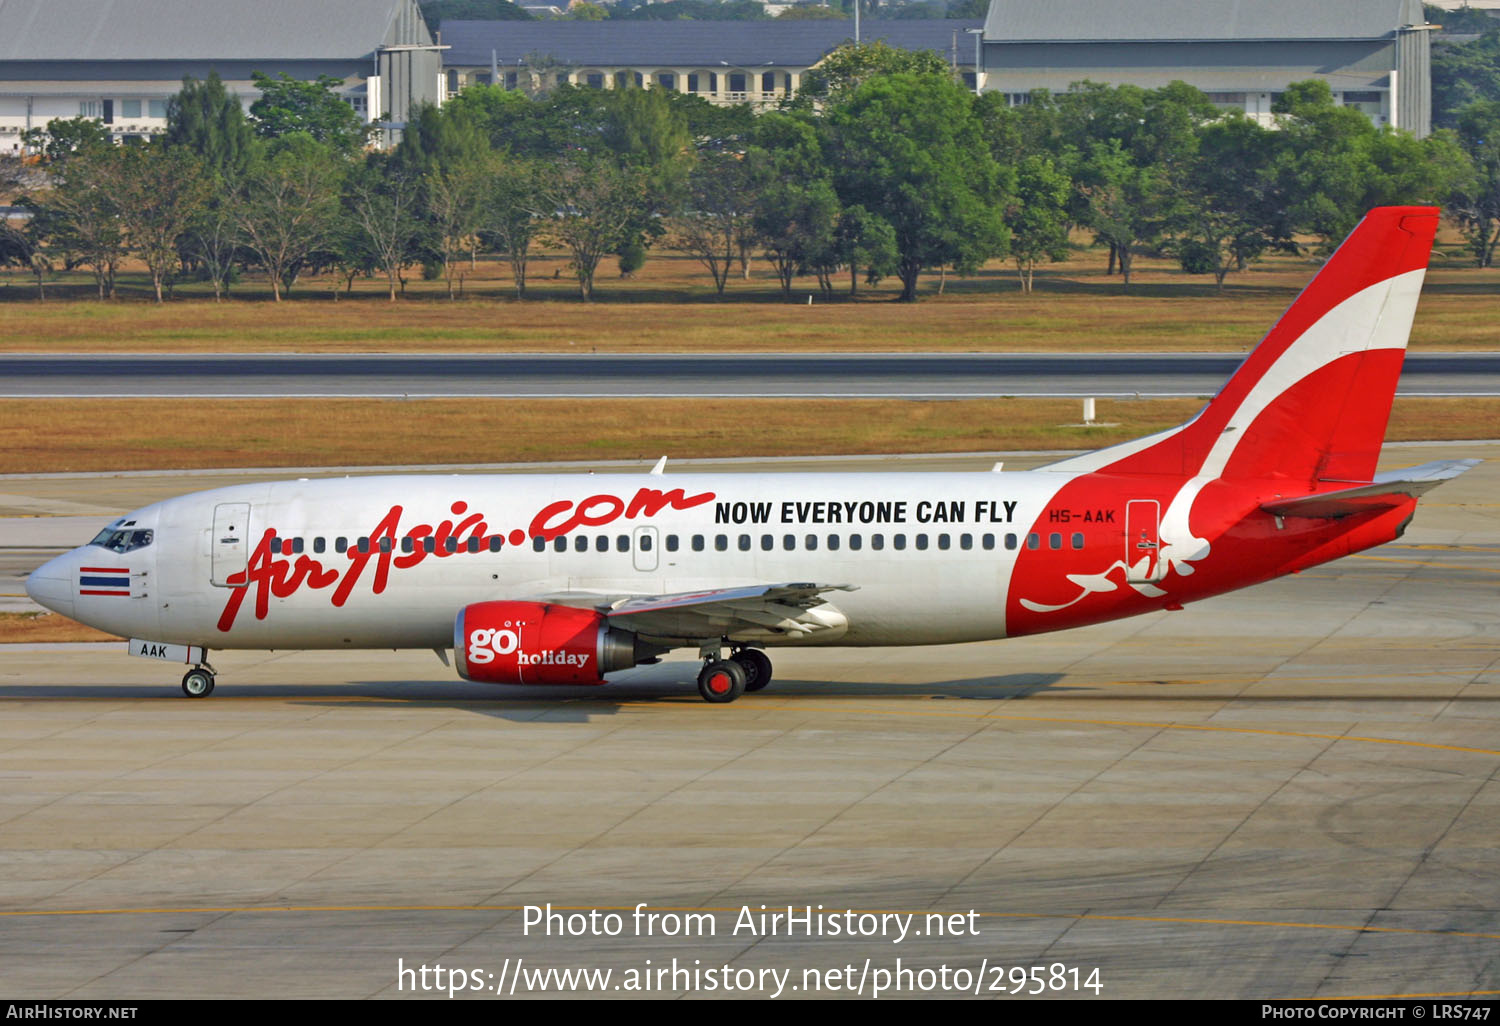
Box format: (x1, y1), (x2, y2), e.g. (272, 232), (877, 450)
(121, 99), (141, 119)
(658, 73), (676, 90)
(148, 99), (167, 118)
(79, 100), (101, 119)
(687, 73), (700, 93)
(728, 73), (746, 94)
(1205, 92), (1247, 105)
(761, 71), (776, 93)
(1005, 93), (1030, 107)
(585, 73), (605, 89)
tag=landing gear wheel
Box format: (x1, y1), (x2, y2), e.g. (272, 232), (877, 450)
(697, 659), (746, 703)
(181, 667), (215, 698)
(732, 649), (773, 693)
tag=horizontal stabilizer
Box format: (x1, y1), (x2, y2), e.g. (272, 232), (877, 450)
(1261, 459), (1480, 518)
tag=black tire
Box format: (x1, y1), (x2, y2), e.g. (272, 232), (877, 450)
(733, 649), (773, 692)
(697, 659), (746, 703)
(181, 668), (215, 698)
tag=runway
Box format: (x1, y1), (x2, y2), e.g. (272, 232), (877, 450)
(1, 446), (1498, 999)
(5, 351), (1500, 398)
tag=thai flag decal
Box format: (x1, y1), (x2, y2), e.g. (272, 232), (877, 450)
(79, 567), (133, 597)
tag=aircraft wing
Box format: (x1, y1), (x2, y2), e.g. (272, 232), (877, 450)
(525, 582), (857, 642)
(1261, 459), (1480, 518)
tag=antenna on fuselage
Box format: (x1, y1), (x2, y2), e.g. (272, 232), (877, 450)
(649, 456), (668, 476)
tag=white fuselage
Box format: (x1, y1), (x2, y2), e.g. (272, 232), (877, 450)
(30, 471), (1077, 652)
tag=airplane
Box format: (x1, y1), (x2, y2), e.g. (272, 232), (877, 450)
(24, 205), (1477, 703)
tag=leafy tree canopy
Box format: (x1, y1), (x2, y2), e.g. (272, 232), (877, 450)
(249, 72), (369, 154)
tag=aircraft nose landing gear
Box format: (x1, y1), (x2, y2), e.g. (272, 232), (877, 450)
(181, 665), (216, 698)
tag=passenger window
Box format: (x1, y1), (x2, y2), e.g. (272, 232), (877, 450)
(358, 537), (371, 554)
(893, 534), (906, 550)
(1072, 533), (1084, 550)
(401, 537), (414, 554)
(313, 537), (326, 554)
(270, 536), (282, 555)
(761, 534), (773, 551)
(783, 534), (796, 550)
(1026, 534), (1039, 550)
(553, 537), (566, 553)
(467, 537), (480, 553)
(714, 534), (728, 552)
(336, 537), (348, 554)
(666, 535), (679, 552)
(489, 536), (503, 552)
(1005, 533), (1017, 550)
(849, 534), (862, 551)
(692, 535), (705, 552)
(805, 534), (818, 551)
(617, 535), (629, 552)
(379, 537), (393, 553)
(1049, 533), (1061, 550)
(293, 537), (304, 554)
(982, 534), (995, 551)
(640, 534), (653, 552)
(575, 535), (588, 553)
(738, 534), (751, 551)
(960, 534), (973, 551)
(424, 537), (436, 554)
(596, 535), (609, 553)
(445, 537), (459, 553)
(937, 534), (950, 551)
(915, 534), (928, 551)
(872, 534), (885, 551)
(532, 536), (545, 552)
(827, 534), (840, 551)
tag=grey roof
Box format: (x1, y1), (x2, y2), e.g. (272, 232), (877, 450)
(441, 20), (984, 69)
(0, 0), (426, 61)
(983, 0), (1427, 43)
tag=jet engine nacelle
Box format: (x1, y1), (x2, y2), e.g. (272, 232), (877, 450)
(454, 601), (641, 685)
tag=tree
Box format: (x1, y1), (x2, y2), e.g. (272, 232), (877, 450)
(825, 72), (1009, 301)
(670, 150), (758, 295)
(485, 155), (540, 298)
(1007, 154), (1072, 294)
(114, 145), (213, 302)
(344, 156), (428, 301)
(165, 72), (256, 180)
(27, 145), (128, 299)
(427, 155), (491, 298)
(530, 156), (650, 300)
(1076, 139), (1167, 288)
(394, 102), (488, 178)
(1269, 80), (1382, 249)
(234, 136), (345, 300)
(792, 40), (951, 107)
(1450, 100), (1500, 266)
(747, 113), (839, 297)
(21, 116), (111, 164)
(419, 0), (531, 28)
(249, 73), (370, 154)
(566, 1), (608, 17)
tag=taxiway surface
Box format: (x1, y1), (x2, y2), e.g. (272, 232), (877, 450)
(1, 447), (1497, 999)
(6, 352), (1500, 397)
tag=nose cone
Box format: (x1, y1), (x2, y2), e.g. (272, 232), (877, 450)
(25, 553), (75, 619)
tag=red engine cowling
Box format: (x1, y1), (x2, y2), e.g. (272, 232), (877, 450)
(454, 601), (641, 685)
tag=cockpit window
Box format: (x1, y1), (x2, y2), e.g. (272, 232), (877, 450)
(89, 528), (154, 554)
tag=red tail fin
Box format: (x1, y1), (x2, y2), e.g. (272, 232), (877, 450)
(1048, 206), (1439, 485)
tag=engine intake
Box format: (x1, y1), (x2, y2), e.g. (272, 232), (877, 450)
(455, 601), (645, 685)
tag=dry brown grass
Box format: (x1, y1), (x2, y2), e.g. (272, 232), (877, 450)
(1, 395), (1494, 474)
(1, 240), (1496, 353)
(0, 612), (121, 643)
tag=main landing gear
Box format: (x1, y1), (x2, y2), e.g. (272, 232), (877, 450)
(181, 662), (217, 698)
(696, 647), (774, 704)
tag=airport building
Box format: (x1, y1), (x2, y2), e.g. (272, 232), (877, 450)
(979, 0), (1434, 137)
(438, 20), (984, 105)
(0, 0), (445, 151)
